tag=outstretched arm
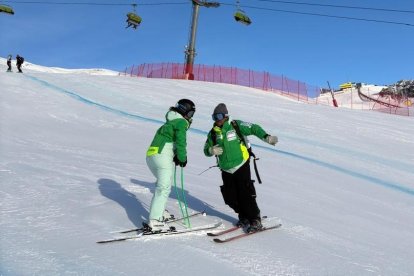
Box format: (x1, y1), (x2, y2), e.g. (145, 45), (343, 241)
(237, 120), (278, 146)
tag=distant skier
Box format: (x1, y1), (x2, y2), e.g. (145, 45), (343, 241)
(6, 54), (12, 72)
(16, 54), (24, 73)
(204, 103), (278, 233)
(143, 99), (196, 232)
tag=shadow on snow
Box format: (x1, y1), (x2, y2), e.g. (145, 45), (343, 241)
(97, 178), (236, 228)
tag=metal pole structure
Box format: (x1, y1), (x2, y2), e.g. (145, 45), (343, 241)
(185, 0), (219, 80)
(185, 2), (200, 80)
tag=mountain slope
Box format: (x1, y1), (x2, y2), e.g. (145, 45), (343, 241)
(1, 61), (414, 275)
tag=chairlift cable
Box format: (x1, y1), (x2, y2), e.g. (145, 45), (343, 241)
(254, 0), (414, 14)
(1, 1), (189, 6)
(3, 0), (413, 27)
(220, 3), (414, 27)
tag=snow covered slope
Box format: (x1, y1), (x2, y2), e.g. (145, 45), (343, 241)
(0, 57), (119, 75)
(1, 60), (414, 275)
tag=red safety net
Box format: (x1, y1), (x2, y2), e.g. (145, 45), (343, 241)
(124, 63), (321, 100)
(122, 63), (412, 116)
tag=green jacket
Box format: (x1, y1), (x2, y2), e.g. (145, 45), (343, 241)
(147, 110), (189, 162)
(204, 119), (268, 171)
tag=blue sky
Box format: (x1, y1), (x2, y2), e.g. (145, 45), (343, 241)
(1, 0), (413, 88)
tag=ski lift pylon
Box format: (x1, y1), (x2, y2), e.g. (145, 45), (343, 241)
(126, 4), (142, 29)
(0, 4), (15, 15)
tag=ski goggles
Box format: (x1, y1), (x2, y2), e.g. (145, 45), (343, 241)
(211, 113), (227, 121)
(175, 103), (195, 119)
(186, 110), (195, 118)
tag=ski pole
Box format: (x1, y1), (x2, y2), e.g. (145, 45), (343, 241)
(174, 166), (191, 228)
(180, 167), (191, 228)
(198, 164), (219, 175)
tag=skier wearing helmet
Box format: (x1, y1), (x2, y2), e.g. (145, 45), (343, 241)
(143, 99), (196, 233)
(204, 103), (278, 233)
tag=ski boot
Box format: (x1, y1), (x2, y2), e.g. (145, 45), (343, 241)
(142, 219), (176, 234)
(236, 217), (250, 228)
(247, 219), (263, 233)
(162, 209), (175, 222)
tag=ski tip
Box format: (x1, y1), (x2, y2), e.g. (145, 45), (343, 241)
(264, 223), (282, 230)
(96, 240), (112, 244)
(118, 229), (139, 234)
(207, 232), (217, 237)
(213, 238), (225, 243)
(213, 221), (223, 227)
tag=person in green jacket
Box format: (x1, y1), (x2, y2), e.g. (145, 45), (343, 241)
(144, 99), (196, 232)
(204, 103), (278, 232)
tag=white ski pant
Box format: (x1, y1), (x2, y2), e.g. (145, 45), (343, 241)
(146, 143), (174, 221)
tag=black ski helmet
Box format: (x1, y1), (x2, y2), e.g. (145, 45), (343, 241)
(174, 99), (196, 118)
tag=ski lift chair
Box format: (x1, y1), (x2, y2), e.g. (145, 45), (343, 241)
(0, 4), (15, 15)
(126, 12), (142, 29)
(234, 10), (251, 25)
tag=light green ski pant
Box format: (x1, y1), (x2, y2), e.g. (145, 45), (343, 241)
(146, 143), (174, 221)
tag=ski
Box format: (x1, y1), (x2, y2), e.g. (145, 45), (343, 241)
(97, 222), (222, 244)
(207, 225), (240, 237)
(162, 222), (222, 236)
(213, 223), (282, 243)
(97, 234), (145, 243)
(113, 210), (206, 234)
(207, 216), (269, 237)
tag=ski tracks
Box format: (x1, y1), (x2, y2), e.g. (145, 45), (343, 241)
(188, 239), (307, 276)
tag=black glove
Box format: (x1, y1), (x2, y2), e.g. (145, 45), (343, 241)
(173, 155), (187, 167)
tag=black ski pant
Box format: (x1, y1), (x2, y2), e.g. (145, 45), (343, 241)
(220, 160), (261, 222)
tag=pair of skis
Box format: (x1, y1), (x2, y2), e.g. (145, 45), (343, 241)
(207, 215), (282, 243)
(207, 223), (282, 243)
(6, 70), (22, 73)
(97, 222), (222, 244)
(114, 210), (206, 234)
(97, 211), (215, 244)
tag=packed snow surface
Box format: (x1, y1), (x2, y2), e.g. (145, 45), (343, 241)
(1, 59), (414, 275)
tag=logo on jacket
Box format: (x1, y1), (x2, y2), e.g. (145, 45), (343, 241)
(227, 130), (237, 141)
